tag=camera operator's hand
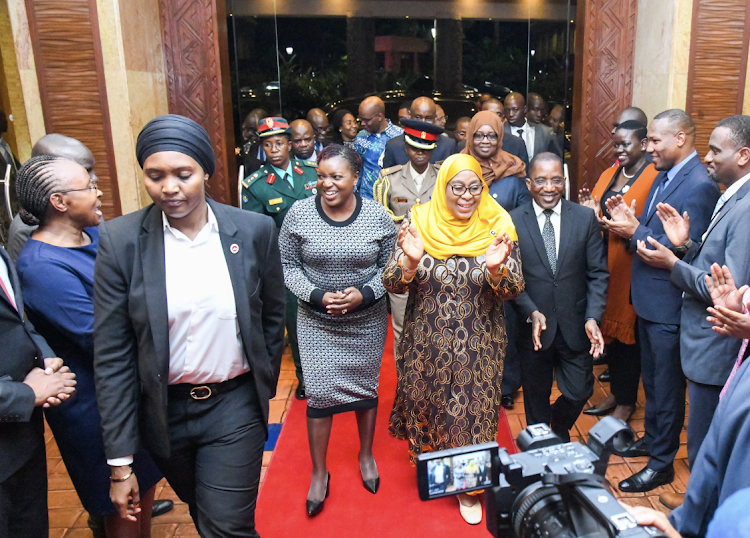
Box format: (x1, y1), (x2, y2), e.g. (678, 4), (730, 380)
(623, 505), (681, 538)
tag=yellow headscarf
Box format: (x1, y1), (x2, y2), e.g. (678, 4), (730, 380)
(411, 153), (517, 259)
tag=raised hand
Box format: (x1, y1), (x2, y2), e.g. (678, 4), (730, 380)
(655, 202), (690, 247)
(635, 237), (678, 271)
(398, 220), (424, 267)
(485, 233), (513, 277)
(707, 301), (750, 339)
(578, 187), (599, 212)
(705, 263), (748, 313)
(602, 195), (639, 239)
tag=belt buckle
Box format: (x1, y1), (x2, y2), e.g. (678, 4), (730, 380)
(190, 386), (212, 400)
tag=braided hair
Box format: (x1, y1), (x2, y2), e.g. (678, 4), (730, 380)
(15, 155), (65, 226)
(317, 144), (362, 176)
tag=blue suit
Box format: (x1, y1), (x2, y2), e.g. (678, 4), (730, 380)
(628, 153), (719, 471)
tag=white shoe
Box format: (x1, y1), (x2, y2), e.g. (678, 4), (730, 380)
(458, 495), (482, 525)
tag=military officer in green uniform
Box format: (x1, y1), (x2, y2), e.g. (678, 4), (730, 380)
(241, 117), (318, 399)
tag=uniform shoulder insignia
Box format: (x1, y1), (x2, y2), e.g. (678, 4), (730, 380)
(382, 164), (404, 176)
(245, 172), (260, 187)
(302, 160), (317, 167)
(433, 161), (443, 169)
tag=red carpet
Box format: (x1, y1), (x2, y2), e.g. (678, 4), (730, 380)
(256, 322), (517, 538)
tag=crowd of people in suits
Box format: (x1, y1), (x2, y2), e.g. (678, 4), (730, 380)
(2, 88), (750, 538)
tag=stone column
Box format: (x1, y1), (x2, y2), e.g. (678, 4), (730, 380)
(434, 19), (463, 93)
(346, 17), (376, 97)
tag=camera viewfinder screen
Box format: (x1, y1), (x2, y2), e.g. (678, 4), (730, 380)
(426, 449), (492, 497)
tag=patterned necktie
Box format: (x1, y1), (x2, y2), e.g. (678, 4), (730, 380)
(542, 209), (556, 274)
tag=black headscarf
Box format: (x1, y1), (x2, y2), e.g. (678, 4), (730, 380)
(136, 114), (216, 177)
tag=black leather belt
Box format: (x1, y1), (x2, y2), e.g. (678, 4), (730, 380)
(168, 372), (252, 400)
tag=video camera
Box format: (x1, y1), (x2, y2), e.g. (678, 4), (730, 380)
(416, 417), (667, 538)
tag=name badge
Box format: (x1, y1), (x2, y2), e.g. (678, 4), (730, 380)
(394, 197), (408, 203)
(269, 197), (283, 205)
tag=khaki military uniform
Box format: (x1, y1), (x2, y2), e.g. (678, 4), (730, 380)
(241, 159), (318, 229)
(373, 162), (440, 355)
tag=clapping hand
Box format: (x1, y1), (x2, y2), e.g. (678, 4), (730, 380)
(635, 237), (678, 271)
(398, 220), (424, 268)
(705, 264), (750, 339)
(485, 232), (513, 278)
(602, 195), (639, 239)
(578, 188), (603, 226)
(655, 203), (690, 247)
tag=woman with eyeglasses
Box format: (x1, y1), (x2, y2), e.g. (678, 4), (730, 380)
(383, 153), (524, 525)
(14, 155), (162, 537)
(461, 110), (528, 211)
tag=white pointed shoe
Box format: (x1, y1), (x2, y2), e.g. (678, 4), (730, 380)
(458, 494), (482, 525)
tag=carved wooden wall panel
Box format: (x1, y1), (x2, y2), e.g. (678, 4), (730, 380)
(25, 0), (122, 219)
(686, 0), (750, 156)
(571, 0), (638, 194)
(160, 0), (236, 205)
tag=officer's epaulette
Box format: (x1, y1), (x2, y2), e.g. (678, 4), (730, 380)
(434, 161), (444, 169)
(242, 171), (262, 189)
(381, 164), (404, 176)
(301, 160), (317, 167)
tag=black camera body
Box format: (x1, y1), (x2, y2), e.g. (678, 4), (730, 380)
(486, 418), (666, 538)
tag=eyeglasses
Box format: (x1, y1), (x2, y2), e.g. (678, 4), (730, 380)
(449, 183), (483, 196)
(531, 177), (565, 187)
(54, 183), (99, 195)
(357, 115), (378, 123)
(473, 132), (498, 142)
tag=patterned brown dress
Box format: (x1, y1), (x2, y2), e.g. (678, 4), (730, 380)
(383, 244), (524, 461)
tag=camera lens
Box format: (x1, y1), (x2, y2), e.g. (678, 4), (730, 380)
(511, 483), (577, 538)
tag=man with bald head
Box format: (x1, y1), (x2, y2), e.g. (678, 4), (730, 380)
(482, 98), (506, 121)
(613, 106), (648, 135)
(307, 108), (331, 153)
(381, 96), (456, 169)
(354, 96), (403, 199)
(504, 92), (560, 158)
(289, 119), (318, 163)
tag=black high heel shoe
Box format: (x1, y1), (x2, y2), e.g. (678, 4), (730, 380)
(360, 463), (380, 494)
(306, 472), (330, 517)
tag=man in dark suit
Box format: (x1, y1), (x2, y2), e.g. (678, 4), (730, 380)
(1, 246), (76, 538)
(510, 152), (609, 441)
(631, 115), (750, 508)
(381, 97), (456, 168)
(504, 93), (561, 159)
(603, 109), (720, 493)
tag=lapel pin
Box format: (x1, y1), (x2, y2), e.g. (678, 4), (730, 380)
(230, 243), (240, 254)
(490, 230), (497, 236)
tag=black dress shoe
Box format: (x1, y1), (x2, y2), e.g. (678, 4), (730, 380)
(306, 472), (330, 517)
(295, 385), (307, 400)
(501, 394), (515, 409)
(151, 499), (174, 518)
(362, 476), (380, 494)
(618, 465), (674, 493)
(598, 368), (610, 382)
(583, 402), (616, 416)
(613, 436), (651, 458)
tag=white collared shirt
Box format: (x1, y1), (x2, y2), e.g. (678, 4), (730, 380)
(511, 120), (535, 158)
(702, 171), (750, 241)
(406, 162), (426, 192)
(163, 205), (248, 385)
(532, 199), (562, 254)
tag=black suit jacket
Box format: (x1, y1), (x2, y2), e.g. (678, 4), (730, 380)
(93, 200), (286, 460)
(381, 134), (456, 169)
(0, 247), (54, 482)
(504, 122), (559, 159)
(455, 136), (530, 170)
(510, 200), (609, 352)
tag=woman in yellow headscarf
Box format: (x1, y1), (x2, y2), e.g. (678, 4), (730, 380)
(382, 153), (524, 525)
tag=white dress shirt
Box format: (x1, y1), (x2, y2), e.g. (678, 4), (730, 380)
(511, 120), (534, 159)
(532, 199), (561, 254)
(164, 205), (248, 385)
(108, 206), (249, 468)
(0, 254), (17, 308)
(702, 171), (750, 241)
(406, 162), (426, 192)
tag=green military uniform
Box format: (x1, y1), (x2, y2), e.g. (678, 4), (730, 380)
(241, 159), (318, 227)
(241, 157), (318, 393)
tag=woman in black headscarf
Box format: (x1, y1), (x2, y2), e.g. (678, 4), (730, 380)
(93, 114), (286, 537)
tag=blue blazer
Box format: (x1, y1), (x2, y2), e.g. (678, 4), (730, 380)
(488, 175), (531, 212)
(629, 154), (719, 325)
